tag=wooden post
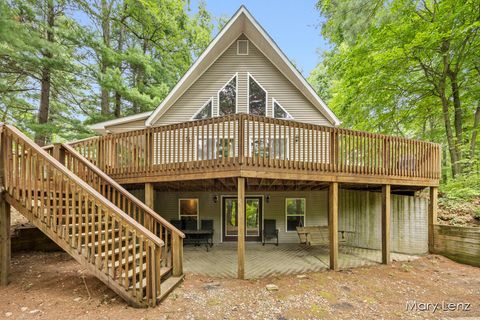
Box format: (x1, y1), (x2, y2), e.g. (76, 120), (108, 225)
(172, 233), (183, 277)
(0, 127), (10, 286)
(0, 195), (10, 287)
(145, 183), (154, 209)
(145, 183), (154, 230)
(237, 177), (245, 279)
(428, 187), (438, 253)
(52, 143), (65, 165)
(381, 184), (391, 264)
(328, 182), (339, 271)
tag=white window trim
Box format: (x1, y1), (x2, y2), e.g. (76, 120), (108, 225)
(178, 198), (200, 228)
(272, 98), (294, 120)
(217, 73), (238, 116)
(285, 198), (306, 233)
(237, 39), (249, 55)
(247, 72), (268, 116)
(191, 97), (213, 120)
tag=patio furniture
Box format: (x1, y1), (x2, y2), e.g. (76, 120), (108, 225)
(184, 219), (197, 231)
(262, 219), (279, 246)
(200, 219), (214, 247)
(296, 226), (329, 246)
(170, 219), (183, 230)
(183, 230), (213, 251)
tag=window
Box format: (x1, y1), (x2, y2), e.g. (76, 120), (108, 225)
(237, 39), (249, 55)
(193, 98), (213, 120)
(179, 199), (199, 222)
(218, 75), (237, 116)
(197, 138), (235, 160)
(250, 138), (289, 160)
(217, 138), (235, 158)
(197, 138), (216, 160)
(248, 74), (267, 116)
(273, 99), (293, 119)
(285, 198), (305, 232)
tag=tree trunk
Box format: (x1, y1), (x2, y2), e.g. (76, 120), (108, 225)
(35, 0), (54, 147)
(470, 104), (480, 167)
(447, 69), (464, 173)
(438, 79), (460, 178)
(100, 0), (111, 116)
(114, 17), (125, 118)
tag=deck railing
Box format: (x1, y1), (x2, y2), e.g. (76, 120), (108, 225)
(71, 114), (441, 183)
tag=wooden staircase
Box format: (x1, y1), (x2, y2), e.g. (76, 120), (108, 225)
(0, 124), (185, 307)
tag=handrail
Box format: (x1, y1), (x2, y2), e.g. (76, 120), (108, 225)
(61, 142), (185, 238)
(4, 124), (163, 248)
(70, 113), (442, 182)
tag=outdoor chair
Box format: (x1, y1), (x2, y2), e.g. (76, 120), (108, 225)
(263, 219), (279, 246)
(184, 219), (198, 230)
(170, 219), (183, 230)
(200, 219), (214, 247)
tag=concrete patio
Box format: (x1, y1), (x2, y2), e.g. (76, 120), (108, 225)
(183, 243), (420, 278)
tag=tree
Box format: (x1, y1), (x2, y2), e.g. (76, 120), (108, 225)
(314, 0), (480, 178)
(1, 0), (89, 145)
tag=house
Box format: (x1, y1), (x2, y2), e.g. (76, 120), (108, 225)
(0, 6), (440, 308)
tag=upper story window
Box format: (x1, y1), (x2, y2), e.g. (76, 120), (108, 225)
(192, 98), (213, 120)
(273, 99), (293, 120)
(248, 74), (267, 116)
(218, 74), (237, 116)
(237, 40), (249, 55)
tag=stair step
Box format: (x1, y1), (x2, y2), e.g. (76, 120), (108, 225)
(158, 276), (184, 302)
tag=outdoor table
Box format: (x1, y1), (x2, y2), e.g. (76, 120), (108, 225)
(183, 229), (214, 251)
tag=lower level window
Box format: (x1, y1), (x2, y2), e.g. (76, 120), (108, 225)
(179, 199), (199, 222)
(286, 198), (305, 231)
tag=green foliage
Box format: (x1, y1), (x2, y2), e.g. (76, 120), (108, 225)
(1, 0), (214, 142)
(312, 0), (480, 179)
(440, 175), (480, 201)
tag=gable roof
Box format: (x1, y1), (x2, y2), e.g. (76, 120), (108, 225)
(145, 5), (340, 127)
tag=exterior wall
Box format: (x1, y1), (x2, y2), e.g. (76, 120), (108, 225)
(154, 34), (332, 127)
(339, 190), (428, 255)
(126, 187), (428, 255)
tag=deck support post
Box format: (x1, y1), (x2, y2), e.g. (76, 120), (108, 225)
(381, 184), (391, 264)
(0, 195), (10, 287)
(237, 177), (245, 279)
(0, 127), (10, 286)
(428, 187), (438, 253)
(145, 183), (154, 230)
(328, 182), (339, 271)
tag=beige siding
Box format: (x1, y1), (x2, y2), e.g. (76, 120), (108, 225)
(154, 34), (332, 127)
(124, 187), (427, 254)
(104, 118), (148, 133)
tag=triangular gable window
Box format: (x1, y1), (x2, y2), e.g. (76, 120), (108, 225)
(273, 99), (293, 119)
(218, 75), (237, 116)
(193, 98), (213, 120)
(248, 73), (267, 116)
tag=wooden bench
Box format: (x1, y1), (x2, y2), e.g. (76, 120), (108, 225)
(297, 226), (352, 246)
(296, 226), (329, 246)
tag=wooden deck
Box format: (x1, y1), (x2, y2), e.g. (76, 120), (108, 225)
(183, 243), (419, 279)
(71, 114), (441, 187)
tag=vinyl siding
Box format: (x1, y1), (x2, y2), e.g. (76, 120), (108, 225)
(124, 187), (428, 254)
(153, 34), (332, 127)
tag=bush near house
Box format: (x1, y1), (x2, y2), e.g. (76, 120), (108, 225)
(438, 175), (480, 227)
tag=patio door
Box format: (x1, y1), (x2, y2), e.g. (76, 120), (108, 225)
(222, 196), (262, 242)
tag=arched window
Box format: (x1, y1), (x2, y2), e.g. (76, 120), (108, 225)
(218, 74), (237, 116)
(248, 73), (267, 116)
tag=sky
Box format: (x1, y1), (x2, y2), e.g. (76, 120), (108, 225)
(188, 0), (330, 77)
